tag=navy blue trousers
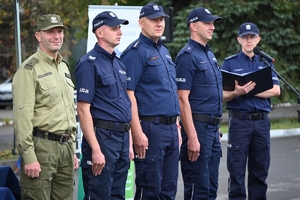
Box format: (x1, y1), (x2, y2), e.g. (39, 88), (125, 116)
(180, 121), (221, 200)
(134, 121), (179, 200)
(81, 128), (130, 200)
(227, 115), (270, 200)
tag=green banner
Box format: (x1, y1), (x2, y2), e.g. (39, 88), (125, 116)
(125, 161), (135, 199)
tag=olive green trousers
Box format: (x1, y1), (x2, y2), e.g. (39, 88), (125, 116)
(20, 136), (75, 200)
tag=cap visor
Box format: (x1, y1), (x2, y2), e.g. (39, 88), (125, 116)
(202, 16), (223, 23)
(40, 25), (69, 31)
(107, 19), (129, 26)
(239, 31), (258, 36)
(146, 13), (169, 19)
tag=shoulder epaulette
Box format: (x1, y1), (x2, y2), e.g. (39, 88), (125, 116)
(225, 54), (238, 61)
(87, 54), (97, 63)
(131, 40), (142, 49)
(24, 57), (38, 70)
(183, 46), (194, 54)
(62, 59), (70, 68)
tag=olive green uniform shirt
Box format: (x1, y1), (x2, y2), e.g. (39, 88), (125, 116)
(12, 48), (77, 165)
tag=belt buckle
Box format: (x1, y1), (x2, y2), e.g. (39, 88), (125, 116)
(165, 117), (171, 124)
(165, 117), (175, 125)
(124, 123), (131, 132)
(213, 116), (222, 125)
(251, 113), (262, 120)
(59, 133), (70, 144)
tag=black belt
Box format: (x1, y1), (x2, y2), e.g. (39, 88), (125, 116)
(192, 113), (222, 126)
(229, 110), (267, 120)
(33, 129), (71, 144)
(93, 119), (131, 133)
(139, 116), (177, 125)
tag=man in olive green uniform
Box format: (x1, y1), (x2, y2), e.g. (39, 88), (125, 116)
(12, 14), (78, 200)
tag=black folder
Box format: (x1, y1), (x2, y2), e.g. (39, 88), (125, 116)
(221, 67), (273, 97)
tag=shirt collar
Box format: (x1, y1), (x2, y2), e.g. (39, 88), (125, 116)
(188, 38), (210, 52)
(139, 33), (162, 48)
(94, 43), (116, 60)
(36, 48), (63, 65)
(239, 51), (256, 61)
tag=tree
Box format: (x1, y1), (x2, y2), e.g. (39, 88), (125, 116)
(0, 0), (147, 80)
(1, 0), (300, 103)
(166, 0), (300, 104)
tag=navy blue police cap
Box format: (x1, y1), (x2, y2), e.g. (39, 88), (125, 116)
(187, 7), (222, 27)
(238, 22), (259, 36)
(92, 11), (129, 33)
(139, 3), (169, 19)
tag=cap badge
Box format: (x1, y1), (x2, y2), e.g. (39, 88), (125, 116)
(153, 5), (159, 10)
(204, 9), (211, 14)
(109, 12), (116, 17)
(245, 24), (251, 30)
(50, 17), (59, 23)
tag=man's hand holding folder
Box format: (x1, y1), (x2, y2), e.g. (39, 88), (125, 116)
(221, 66), (273, 97)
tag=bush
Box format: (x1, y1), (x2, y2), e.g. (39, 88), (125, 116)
(0, 150), (18, 161)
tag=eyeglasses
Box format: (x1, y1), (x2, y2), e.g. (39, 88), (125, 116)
(240, 35), (259, 40)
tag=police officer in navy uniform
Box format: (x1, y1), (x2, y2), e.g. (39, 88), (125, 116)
(175, 7), (223, 200)
(75, 11), (132, 199)
(121, 3), (180, 200)
(222, 22), (280, 200)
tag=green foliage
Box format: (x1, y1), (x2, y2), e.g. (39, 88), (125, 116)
(1, 0), (300, 103)
(271, 117), (300, 130)
(0, 0), (148, 83)
(220, 117), (300, 133)
(0, 150), (18, 161)
(166, 0), (300, 103)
